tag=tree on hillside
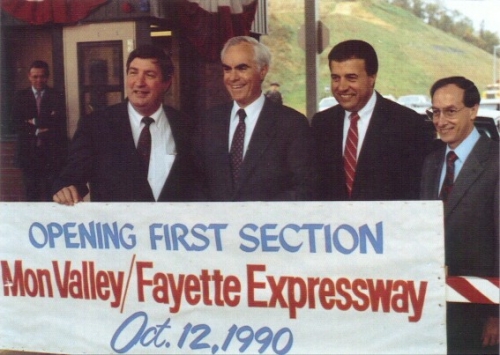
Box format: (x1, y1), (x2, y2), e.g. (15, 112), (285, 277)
(391, 0), (499, 53)
(411, 0), (425, 19)
(453, 17), (475, 41)
(481, 30), (500, 53)
(437, 10), (454, 33)
(424, 2), (439, 27)
(392, 0), (411, 11)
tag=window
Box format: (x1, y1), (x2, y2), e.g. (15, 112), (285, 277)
(77, 41), (124, 116)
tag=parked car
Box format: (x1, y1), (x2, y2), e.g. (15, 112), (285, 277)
(482, 84), (500, 99)
(318, 96), (338, 111)
(397, 94), (431, 112)
(480, 98), (500, 111)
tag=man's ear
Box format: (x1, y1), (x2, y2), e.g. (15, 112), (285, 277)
(260, 65), (269, 81)
(469, 104), (479, 121)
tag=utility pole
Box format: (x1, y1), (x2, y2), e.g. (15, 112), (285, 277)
(494, 45), (500, 84)
(304, 0), (319, 120)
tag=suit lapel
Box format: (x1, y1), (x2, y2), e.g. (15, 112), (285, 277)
(235, 101), (276, 191)
(429, 150), (445, 199)
(445, 137), (489, 216)
(205, 104), (234, 198)
(110, 102), (147, 182)
(112, 102), (138, 153)
(331, 106), (346, 165)
(356, 95), (390, 175)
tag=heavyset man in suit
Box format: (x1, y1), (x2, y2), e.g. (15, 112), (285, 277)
(13, 60), (68, 201)
(194, 36), (317, 201)
(311, 40), (427, 201)
(52, 45), (196, 204)
(421, 76), (499, 354)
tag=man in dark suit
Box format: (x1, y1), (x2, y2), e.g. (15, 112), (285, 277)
(311, 40), (427, 201)
(421, 76), (499, 354)
(52, 45), (196, 204)
(194, 36), (316, 201)
(13, 60), (68, 201)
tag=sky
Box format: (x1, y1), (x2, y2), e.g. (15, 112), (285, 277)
(428, 0), (500, 36)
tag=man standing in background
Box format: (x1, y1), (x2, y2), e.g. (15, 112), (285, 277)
(13, 60), (68, 201)
(264, 82), (283, 105)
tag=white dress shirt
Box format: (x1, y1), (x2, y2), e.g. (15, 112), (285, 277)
(128, 103), (176, 200)
(439, 127), (480, 190)
(228, 94), (265, 157)
(342, 91), (377, 157)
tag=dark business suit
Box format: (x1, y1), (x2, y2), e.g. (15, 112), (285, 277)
(13, 87), (68, 201)
(311, 92), (427, 201)
(52, 101), (196, 202)
(421, 135), (499, 354)
(194, 98), (317, 201)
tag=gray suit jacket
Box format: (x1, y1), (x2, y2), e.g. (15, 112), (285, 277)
(421, 135), (498, 351)
(420, 135), (499, 278)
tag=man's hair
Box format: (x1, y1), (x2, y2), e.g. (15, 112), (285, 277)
(221, 36), (271, 70)
(126, 45), (174, 82)
(328, 40), (378, 76)
(29, 60), (50, 77)
(430, 76), (480, 107)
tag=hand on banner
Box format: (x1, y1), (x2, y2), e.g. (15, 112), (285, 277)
(482, 317), (499, 347)
(53, 185), (83, 206)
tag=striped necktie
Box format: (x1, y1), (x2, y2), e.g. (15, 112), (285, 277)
(344, 111), (360, 197)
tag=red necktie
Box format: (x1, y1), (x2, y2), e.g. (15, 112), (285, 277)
(137, 117), (154, 169)
(230, 109), (246, 182)
(344, 112), (360, 197)
(439, 151), (458, 202)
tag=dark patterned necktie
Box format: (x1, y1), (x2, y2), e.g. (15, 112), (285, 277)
(439, 151), (458, 202)
(35, 90), (42, 116)
(230, 109), (246, 182)
(137, 116), (154, 168)
(344, 112), (360, 197)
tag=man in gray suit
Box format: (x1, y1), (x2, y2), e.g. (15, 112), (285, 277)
(194, 36), (317, 201)
(421, 76), (498, 354)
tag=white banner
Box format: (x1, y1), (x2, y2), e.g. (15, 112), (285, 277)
(0, 201), (446, 354)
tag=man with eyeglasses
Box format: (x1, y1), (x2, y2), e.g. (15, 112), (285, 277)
(421, 76), (499, 354)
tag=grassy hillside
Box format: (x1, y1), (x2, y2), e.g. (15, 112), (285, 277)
(261, 0), (494, 114)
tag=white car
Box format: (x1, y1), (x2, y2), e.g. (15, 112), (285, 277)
(318, 96), (338, 111)
(480, 98), (500, 111)
(397, 94), (431, 111)
(478, 99), (500, 131)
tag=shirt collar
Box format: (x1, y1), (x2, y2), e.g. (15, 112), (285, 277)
(231, 94), (265, 122)
(344, 91), (377, 120)
(32, 87), (45, 96)
(128, 102), (166, 128)
(445, 127), (481, 163)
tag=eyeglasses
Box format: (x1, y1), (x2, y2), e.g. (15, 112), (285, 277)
(425, 106), (467, 120)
